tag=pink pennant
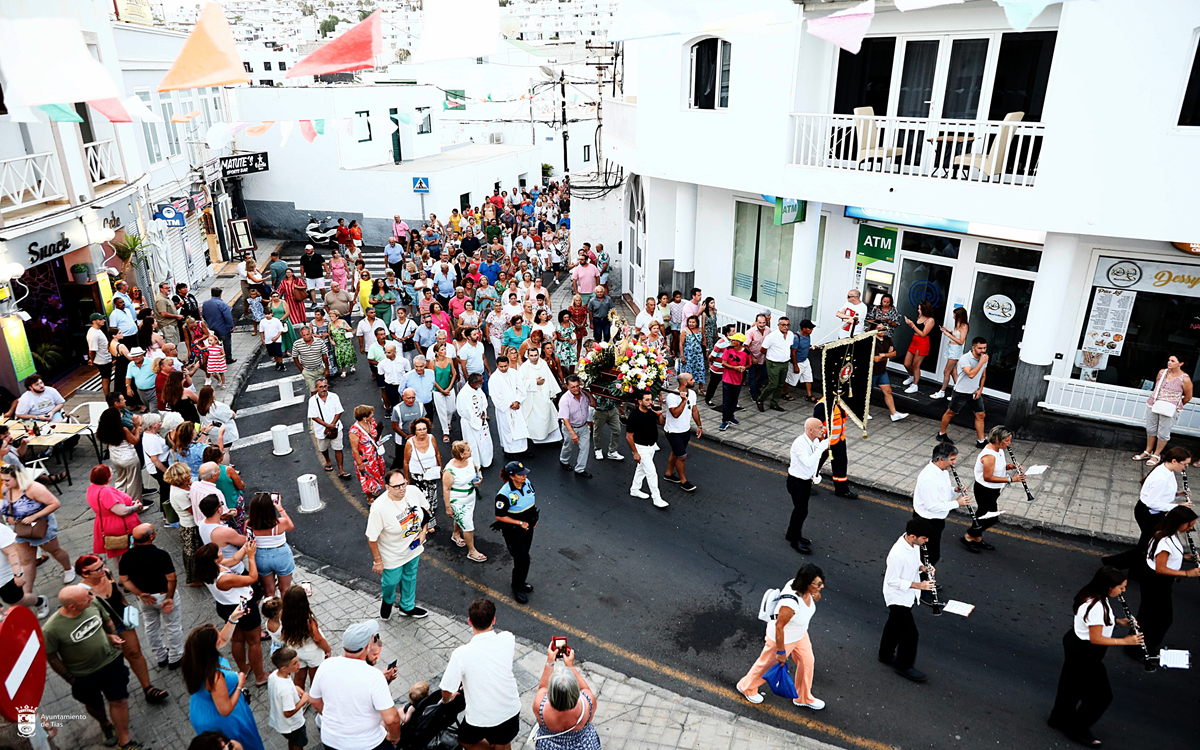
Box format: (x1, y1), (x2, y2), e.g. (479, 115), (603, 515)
(806, 0), (875, 55)
(299, 120), (318, 143)
(288, 10), (382, 78)
(335, 117), (354, 135)
(228, 121), (251, 135)
(88, 98), (132, 123)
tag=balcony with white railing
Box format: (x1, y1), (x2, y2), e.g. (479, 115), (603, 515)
(0, 152), (67, 221)
(1040, 376), (1200, 437)
(84, 139), (124, 189)
(603, 98), (636, 148)
(789, 113), (1045, 188)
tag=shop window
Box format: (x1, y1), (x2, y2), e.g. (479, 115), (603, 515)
(264, 61), (272, 71)
(976, 242), (1041, 272)
(731, 200), (794, 311)
(583, 144), (591, 162)
(1179, 34), (1200, 127)
(689, 38), (731, 110)
(900, 230), (960, 259)
(278, 61), (287, 71)
(136, 91), (162, 164)
(1073, 286), (1200, 388)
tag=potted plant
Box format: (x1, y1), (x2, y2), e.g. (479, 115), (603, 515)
(111, 233), (147, 278)
(70, 264), (90, 283)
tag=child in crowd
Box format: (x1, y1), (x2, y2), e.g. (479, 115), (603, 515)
(402, 681), (430, 726)
(248, 287), (265, 335)
(261, 596), (284, 656)
(204, 332), (227, 388)
(268, 646), (309, 750)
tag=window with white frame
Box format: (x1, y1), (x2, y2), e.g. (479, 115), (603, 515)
(1179, 33), (1200, 126)
(355, 110), (372, 142)
(136, 91), (162, 165)
(689, 37), (731, 110)
(417, 110), (432, 134)
(731, 200), (794, 311)
(210, 87), (223, 122)
(160, 97), (181, 157)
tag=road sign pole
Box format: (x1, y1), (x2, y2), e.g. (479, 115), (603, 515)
(420, 192), (425, 219)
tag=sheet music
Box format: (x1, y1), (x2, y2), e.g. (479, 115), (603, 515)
(1159, 649), (1190, 669)
(978, 511), (1007, 520)
(1023, 465), (1049, 476)
(942, 600), (975, 617)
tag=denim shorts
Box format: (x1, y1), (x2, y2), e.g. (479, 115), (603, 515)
(871, 372), (890, 387)
(253, 544), (295, 578)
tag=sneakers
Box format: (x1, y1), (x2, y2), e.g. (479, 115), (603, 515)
(378, 601), (393, 621)
(595, 449), (604, 460)
(718, 422), (729, 431)
(102, 724), (119, 747)
(652, 497), (669, 508)
(902, 376), (914, 386)
(904, 384), (919, 394)
(930, 390), (946, 400)
(662, 474), (682, 484)
(62, 567), (77, 584)
(606, 451), (624, 461)
(680, 481), (697, 492)
(975, 439), (987, 449)
(890, 412), (909, 422)
(893, 666), (927, 682)
(35, 595), (49, 619)
(730, 418), (741, 426)
(935, 433), (950, 443)
(630, 489), (650, 499)
(741, 690), (764, 704)
(793, 697), (826, 710)
(398, 606), (429, 619)
(119, 741), (150, 750)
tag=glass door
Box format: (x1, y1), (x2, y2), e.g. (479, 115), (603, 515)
(894, 39), (939, 171)
(966, 270), (1034, 395)
(893, 257), (954, 375)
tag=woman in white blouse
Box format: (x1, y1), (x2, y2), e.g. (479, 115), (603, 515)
(1103, 446), (1192, 570)
(1048, 566), (1142, 747)
(1133, 506), (1200, 666)
(737, 564), (826, 710)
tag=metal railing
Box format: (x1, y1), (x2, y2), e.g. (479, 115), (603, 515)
(0, 152), (66, 214)
(84, 139), (123, 188)
(1039, 376), (1200, 437)
(789, 113), (1045, 187)
(604, 98), (636, 147)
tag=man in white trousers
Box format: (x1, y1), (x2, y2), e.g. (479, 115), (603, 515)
(625, 390), (667, 508)
(489, 355), (530, 456)
(456, 373), (494, 468)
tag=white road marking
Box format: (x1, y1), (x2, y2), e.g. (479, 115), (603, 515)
(246, 374), (304, 391)
(230, 422), (305, 450)
(235, 396), (305, 417)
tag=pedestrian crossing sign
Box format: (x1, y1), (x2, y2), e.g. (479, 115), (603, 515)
(412, 177), (430, 193)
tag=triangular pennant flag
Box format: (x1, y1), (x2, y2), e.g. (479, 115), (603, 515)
(158, 2), (251, 91)
(228, 121), (251, 135)
(335, 117), (354, 135)
(288, 9), (382, 78)
(994, 0), (1058, 32)
(314, 119), (325, 135)
(245, 120), (275, 137)
(299, 120), (318, 143)
(205, 122), (233, 149)
(805, 0), (875, 55)
(170, 109), (201, 123)
(88, 98), (132, 123)
(396, 112), (414, 126)
(38, 103), (84, 122)
(0, 18), (121, 108)
(279, 120), (294, 146)
(893, 0), (964, 10)
(2, 107), (39, 123)
(122, 95), (164, 123)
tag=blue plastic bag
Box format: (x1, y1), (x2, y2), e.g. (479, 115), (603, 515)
(764, 660), (799, 699)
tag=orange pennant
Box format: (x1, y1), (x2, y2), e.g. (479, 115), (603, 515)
(158, 3), (250, 91)
(245, 121), (275, 136)
(170, 109), (202, 123)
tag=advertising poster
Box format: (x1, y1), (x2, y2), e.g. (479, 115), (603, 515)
(2, 315), (37, 381)
(1082, 287), (1135, 355)
(97, 272), (114, 314)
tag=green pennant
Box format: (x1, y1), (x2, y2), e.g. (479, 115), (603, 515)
(38, 103), (83, 122)
(314, 119), (325, 135)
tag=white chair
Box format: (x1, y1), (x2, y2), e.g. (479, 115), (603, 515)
(67, 400), (107, 462)
(853, 106), (905, 167)
(954, 111), (1024, 180)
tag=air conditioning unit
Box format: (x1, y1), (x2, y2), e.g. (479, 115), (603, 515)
(488, 132), (505, 144)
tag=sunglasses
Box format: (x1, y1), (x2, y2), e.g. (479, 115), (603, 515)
(388, 482), (406, 489)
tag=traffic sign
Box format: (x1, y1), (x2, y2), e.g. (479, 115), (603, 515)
(412, 177), (430, 193)
(0, 604), (46, 723)
(153, 204), (186, 227)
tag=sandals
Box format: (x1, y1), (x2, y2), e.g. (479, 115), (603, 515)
(467, 551), (487, 563)
(452, 535), (466, 547)
(1132, 451), (1152, 461)
(442, 435), (450, 443)
(1145, 456), (1161, 467)
(804, 395), (818, 403)
(338, 473), (353, 480)
(144, 686), (169, 704)
(324, 464), (335, 472)
(783, 394), (795, 402)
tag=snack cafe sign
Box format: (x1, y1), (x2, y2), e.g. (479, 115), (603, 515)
(1095, 256), (1200, 298)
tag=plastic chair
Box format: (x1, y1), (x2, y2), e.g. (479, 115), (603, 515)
(954, 111), (1024, 179)
(67, 400), (107, 462)
(853, 106), (905, 166)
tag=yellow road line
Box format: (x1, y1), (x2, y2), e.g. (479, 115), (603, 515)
(690, 441), (1099, 555)
(316, 438), (897, 750)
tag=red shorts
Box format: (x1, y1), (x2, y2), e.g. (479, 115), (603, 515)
(907, 336), (930, 356)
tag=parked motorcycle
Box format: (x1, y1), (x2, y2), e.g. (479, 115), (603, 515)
(305, 215), (338, 246)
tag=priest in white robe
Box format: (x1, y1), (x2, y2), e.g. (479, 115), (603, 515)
(519, 348), (562, 444)
(455, 373), (493, 468)
(489, 355), (530, 455)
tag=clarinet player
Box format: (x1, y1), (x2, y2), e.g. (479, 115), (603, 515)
(913, 442), (969, 601)
(962, 426), (1025, 553)
(1103, 447), (1192, 570)
(880, 518), (936, 683)
(1131, 506), (1200, 667)
(1048, 567), (1143, 748)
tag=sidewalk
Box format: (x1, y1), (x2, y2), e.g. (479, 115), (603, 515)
(1, 488), (840, 750)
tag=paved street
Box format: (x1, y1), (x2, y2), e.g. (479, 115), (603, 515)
(228, 296), (1198, 750)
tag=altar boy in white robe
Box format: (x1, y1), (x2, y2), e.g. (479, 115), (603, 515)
(490, 355), (530, 455)
(455, 372), (493, 468)
(520, 348), (562, 444)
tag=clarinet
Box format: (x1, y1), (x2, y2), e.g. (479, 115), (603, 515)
(1116, 593), (1156, 671)
(1005, 447), (1036, 502)
(1184, 471), (1200, 576)
(920, 543), (944, 616)
(948, 464), (978, 528)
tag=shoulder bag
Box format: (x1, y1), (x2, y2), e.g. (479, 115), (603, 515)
(101, 487), (133, 551)
(1151, 372), (1178, 418)
(4, 494), (49, 540)
(316, 396), (340, 440)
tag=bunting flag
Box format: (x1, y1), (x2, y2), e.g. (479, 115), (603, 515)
(299, 120), (318, 143)
(158, 2), (250, 91)
(288, 9), (382, 78)
(2, 107), (39, 123)
(279, 120), (294, 146)
(395, 112), (414, 126)
(994, 0), (1059, 31)
(0, 17), (121, 109)
(335, 117), (354, 135)
(38, 104), (84, 123)
(314, 119), (325, 135)
(229, 121), (251, 135)
(122, 95), (164, 123)
(245, 120), (275, 136)
(893, 0), (964, 9)
(170, 109), (202, 123)
(88, 98), (132, 123)
(805, 0), (875, 55)
(205, 122), (233, 149)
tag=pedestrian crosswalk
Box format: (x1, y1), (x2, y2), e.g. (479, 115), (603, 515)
(230, 422), (305, 451)
(246, 374), (304, 390)
(235, 395), (305, 417)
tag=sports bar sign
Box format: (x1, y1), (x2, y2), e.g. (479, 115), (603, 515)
(219, 152), (269, 179)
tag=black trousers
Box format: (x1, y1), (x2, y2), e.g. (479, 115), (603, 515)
(705, 372), (722, 404)
(816, 441), (849, 492)
(721, 382), (741, 424)
(1104, 502), (1162, 571)
(1049, 632), (1111, 734)
(1135, 572), (1174, 658)
(785, 475), (812, 542)
(879, 605), (919, 669)
(500, 523), (534, 590)
(913, 513), (947, 567)
(968, 483), (1002, 537)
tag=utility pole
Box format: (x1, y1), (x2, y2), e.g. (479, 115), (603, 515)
(559, 70), (569, 174)
(585, 41), (617, 168)
(528, 78), (536, 145)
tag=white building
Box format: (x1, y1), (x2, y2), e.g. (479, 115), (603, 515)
(240, 42), (305, 87)
(603, 0), (1200, 435)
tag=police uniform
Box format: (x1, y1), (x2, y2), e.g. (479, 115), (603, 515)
(493, 465), (539, 600)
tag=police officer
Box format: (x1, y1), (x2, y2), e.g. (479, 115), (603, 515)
(493, 461), (538, 604)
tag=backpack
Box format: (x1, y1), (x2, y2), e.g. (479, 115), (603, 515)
(757, 587), (799, 623)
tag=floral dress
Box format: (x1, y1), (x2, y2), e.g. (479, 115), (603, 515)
(555, 322), (576, 366)
(682, 331), (706, 382)
(187, 321), (207, 365)
(331, 323), (359, 370)
(350, 421), (387, 498)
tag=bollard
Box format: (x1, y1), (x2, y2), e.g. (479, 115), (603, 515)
(297, 473), (324, 513)
(271, 424), (293, 456)
(278, 377), (294, 400)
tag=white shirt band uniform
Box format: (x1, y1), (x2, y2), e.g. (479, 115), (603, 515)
(883, 534), (923, 608)
(789, 434), (829, 481)
(913, 462), (958, 520)
(1139, 463), (1178, 514)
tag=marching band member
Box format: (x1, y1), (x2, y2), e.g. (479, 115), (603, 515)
(1131, 506), (1200, 666)
(879, 518), (936, 683)
(912, 442), (969, 593)
(1103, 446), (1192, 570)
(962, 426), (1024, 553)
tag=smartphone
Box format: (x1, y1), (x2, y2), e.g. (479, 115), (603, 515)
(551, 637), (568, 657)
(299, 581), (313, 597)
(388, 659), (398, 670)
(271, 493), (282, 506)
(246, 528), (255, 541)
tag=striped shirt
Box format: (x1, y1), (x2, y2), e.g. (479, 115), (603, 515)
(293, 339), (327, 371)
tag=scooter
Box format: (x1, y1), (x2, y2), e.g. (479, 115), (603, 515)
(305, 215), (338, 246)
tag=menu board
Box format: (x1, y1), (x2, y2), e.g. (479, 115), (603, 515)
(1082, 288), (1136, 355)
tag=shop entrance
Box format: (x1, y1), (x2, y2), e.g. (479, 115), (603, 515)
(967, 270), (1034, 394)
(893, 256), (954, 375)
